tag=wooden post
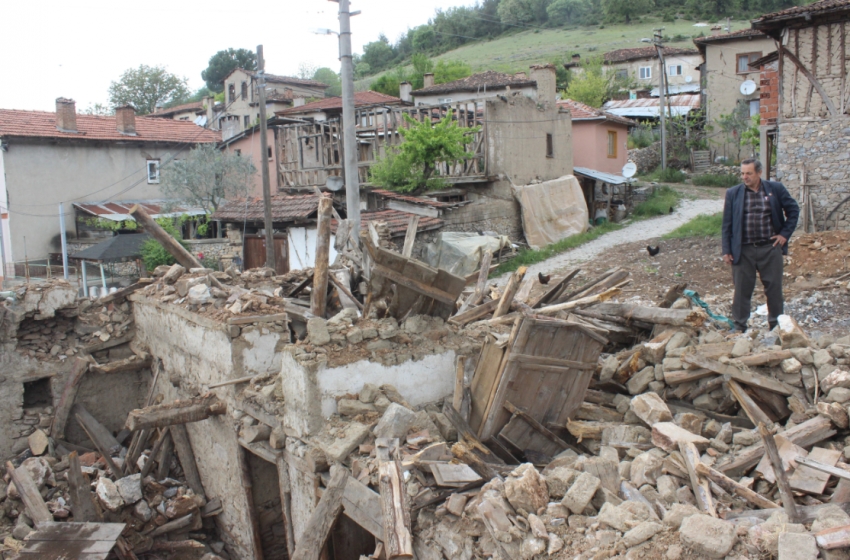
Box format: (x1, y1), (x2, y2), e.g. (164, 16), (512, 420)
(275, 455), (296, 559)
(493, 266), (526, 318)
(401, 215), (419, 258)
(311, 196), (333, 318)
(74, 407), (124, 479)
(140, 429), (171, 479)
(256, 44), (276, 272)
(694, 462), (778, 509)
(129, 205), (202, 270)
(457, 250), (493, 315)
(125, 396), (226, 432)
(291, 464), (349, 560)
(758, 422), (800, 522)
(51, 357), (89, 440)
(6, 461), (52, 527)
(378, 460), (413, 559)
(238, 446), (265, 560)
(67, 451), (99, 522)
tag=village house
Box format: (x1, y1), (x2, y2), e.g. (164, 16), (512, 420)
(557, 99), (635, 175)
(218, 68), (329, 141)
(407, 65), (556, 107)
(0, 98), (220, 280)
(276, 90), (408, 122)
(693, 28), (774, 159)
(752, 0), (850, 231)
(147, 98), (219, 127)
(577, 46), (702, 93)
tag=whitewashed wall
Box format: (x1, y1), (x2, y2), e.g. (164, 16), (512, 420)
(287, 226), (338, 270)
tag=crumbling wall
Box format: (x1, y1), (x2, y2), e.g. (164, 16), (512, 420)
(65, 369), (150, 444)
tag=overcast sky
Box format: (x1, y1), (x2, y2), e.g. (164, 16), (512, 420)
(1, 0), (477, 112)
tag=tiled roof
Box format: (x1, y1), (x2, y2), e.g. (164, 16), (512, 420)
(693, 28), (765, 44)
(0, 109), (221, 143)
(557, 99), (637, 127)
(211, 194), (320, 222)
(332, 209), (443, 237)
(604, 46), (700, 63)
(411, 71), (537, 96)
(148, 101), (206, 119)
(754, 0), (850, 25)
(278, 91), (405, 115)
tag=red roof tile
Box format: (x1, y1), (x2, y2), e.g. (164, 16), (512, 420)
(0, 109), (221, 143)
(557, 99), (637, 127)
(754, 0), (850, 25)
(411, 71), (537, 96)
(211, 194), (320, 222)
(604, 46), (699, 63)
(693, 28), (765, 44)
(278, 91), (406, 115)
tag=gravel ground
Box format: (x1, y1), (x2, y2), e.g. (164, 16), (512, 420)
(496, 198), (725, 284)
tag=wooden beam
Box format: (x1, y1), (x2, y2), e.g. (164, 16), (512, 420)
(724, 501), (850, 523)
(401, 215), (420, 258)
(503, 401), (571, 451)
(781, 45), (839, 117)
(275, 455), (296, 560)
(758, 423), (799, 522)
(448, 299), (499, 326)
(726, 379), (774, 429)
(51, 358), (89, 440)
(586, 302), (707, 327)
(89, 354), (152, 375)
(227, 313), (289, 326)
(694, 462), (778, 509)
(679, 441), (716, 517)
(457, 250), (493, 314)
(534, 287), (622, 316)
(311, 195), (333, 317)
(342, 475), (386, 542)
(130, 205), (203, 270)
(170, 425), (205, 500)
(816, 524), (850, 550)
(328, 273), (363, 311)
(67, 451), (100, 522)
(530, 269), (580, 309)
(6, 461), (52, 527)
(291, 464), (349, 560)
(372, 263), (458, 305)
(97, 280), (153, 304)
(378, 461), (414, 559)
(125, 395), (226, 432)
(683, 353), (793, 396)
(795, 455), (850, 482)
(493, 266), (526, 318)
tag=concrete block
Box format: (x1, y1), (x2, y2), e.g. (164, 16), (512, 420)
(96, 478), (125, 512)
(623, 521), (663, 548)
(562, 472), (601, 514)
(322, 422), (371, 462)
(777, 532), (818, 560)
(630, 452), (664, 487)
(307, 318), (330, 346)
(544, 466), (579, 499)
(359, 383), (380, 403)
(651, 422), (709, 451)
(628, 367), (657, 395)
(115, 473), (143, 505)
(673, 412), (703, 435)
(662, 503), (700, 529)
(679, 514), (736, 558)
(505, 463), (549, 514)
(373, 403), (416, 439)
(731, 337), (752, 357)
(630, 393), (673, 425)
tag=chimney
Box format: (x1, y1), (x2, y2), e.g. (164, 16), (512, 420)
(529, 64), (557, 107)
(115, 105), (136, 135)
(423, 73), (435, 88)
(711, 25), (723, 36)
(399, 81), (412, 102)
(514, 71), (528, 79)
(55, 98), (77, 132)
(204, 95), (215, 127)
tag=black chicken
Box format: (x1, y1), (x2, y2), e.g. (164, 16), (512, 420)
(646, 245), (661, 256)
(538, 272), (551, 285)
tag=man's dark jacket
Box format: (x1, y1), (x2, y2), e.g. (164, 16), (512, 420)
(722, 180), (800, 265)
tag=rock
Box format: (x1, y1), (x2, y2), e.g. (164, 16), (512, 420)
(504, 464), (549, 514)
(562, 472), (601, 514)
(791, 347), (814, 365)
(827, 387), (850, 404)
(630, 393), (673, 425)
(346, 328), (363, 344)
(240, 424), (271, 443)
(651, 422), (710, 451)
(602, 424), (652, 448)
(733, 430), (759, 446)
(781, 357), (803, 374)
(165, 495), (199, 519)
(323, 422), (370, 462)
(751, 512), (807, 556)
(731, 337), (752, 357)
(545, 467), (578, 499)
(269, 427), (286, 449)
(27, 429), (49, 456)
(822, 369), (850, 392)
(547, 534), (565, 555)
(628, 366), (657, 394)
(598, 501), (653, 532)
(359, 383), (380, 404)
(693, 394), (718, 411)
(12, 521), (33, 541)
(814, 348), (835, 368)
(134, 500), (153, 522)
(666, 544), (683, 560)
(162, 264), (186, 284)
(446, 493), (467, 516)
(656, 475), (679, 504)
(307, 318), (331, 346)
(374, 403), (416, 439)
(115, 473), (143, 504)
(662, 503), (700, 529)
(679, 514), (736, 558)
(778, 315), (810, 349)
(430, 412), (456, 441)
(337, 398), (377, 416)
(666, 331), (690, 351)
(520, 536), (546, 557)
(811, 504), (850, 533)
(528, 513), (547, 538)
(600, 355), (620, 382)
(403, 316), (429, 334)
(623, 521), (663, 548)
(673, 412), (703, 435)
(96, 478), (125, 512)
(374, 394), (392, 414)
(777, 532), (818, 560)
(630, 452), (664, 487)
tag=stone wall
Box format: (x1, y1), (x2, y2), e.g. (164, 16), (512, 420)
(776, 116), (850, 230)
(628, 143), (661, 174)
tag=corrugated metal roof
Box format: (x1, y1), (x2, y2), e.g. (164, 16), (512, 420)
(603, 94), (701, 118)
(573, 167), (631, 185)
(74, 200), (207, 222)
(649, 84), (701, 97)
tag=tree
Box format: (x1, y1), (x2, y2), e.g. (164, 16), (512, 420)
(159, 144), (257, 214)
(108, 65), (190, 115)
(497, 0), (552, 25)
(201, 48), (257, 93)
(603, 0), (654, 23)
(312, 68), (341, 97)
(369, 109), (479, 193)
(361, 36), (396, 72)
(412, 25), (437, 52)
(715, 102), (752, 162)
(434, 60), (472, 84)
(563, 57), (610, 107)
(81, 103), (112, 116)
(547, 0), (587, 24)
(298, 61), (318, 80)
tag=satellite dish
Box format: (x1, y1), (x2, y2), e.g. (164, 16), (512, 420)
(685, 75), (693, 83)
(740, 80), (757, 96)
(326, 176), (344, 192)
(622, 161), (637, 178)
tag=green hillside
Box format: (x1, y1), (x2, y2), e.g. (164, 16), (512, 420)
(356, 17), (752, 91)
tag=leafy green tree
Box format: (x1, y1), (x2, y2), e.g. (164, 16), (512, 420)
(563, 57), (610, 107)
(603, 0), (654, 23)
(108, 65), (190, 115)
(297, 62), (318, 80)
(370, 109), (479, 193)
(201, 49), (257, 93)
(159, 144), (257, 214)
(497, 0), (552, 25)
(312, 68), (341, 96)
(740, 115), (760, 158)
(361, 36), (396, 73)
(412, 25), (437, 52)
(546, 0), (587, 25)
(434, 60), (472, 84)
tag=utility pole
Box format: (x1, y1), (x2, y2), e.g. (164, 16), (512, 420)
(336, 0), (361, 243)
(257, 44), (276, 271)
(654, 31), (668, 171)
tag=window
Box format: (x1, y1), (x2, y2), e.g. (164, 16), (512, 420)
(228, 83), (236, 103)
(244, 115), (251, 128)
(23, 378), (51, 409)
(146, 160), (160, 184)
(737, 52), (762, 74)
(439, 97), (453, 104)
(267, 146), (273, 161)
(639, 66), (652, 80)
(241, 81), (248, 100)
(546, 133), (554, 158)
(607, 131), (617, 158)
(668, 65), (683, 76)
(749, 99), (760, 117)
(615, 69), (628, 81)
(235, 149), (242, 156)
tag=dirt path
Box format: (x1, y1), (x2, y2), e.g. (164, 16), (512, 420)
(496, 197), (725, 283)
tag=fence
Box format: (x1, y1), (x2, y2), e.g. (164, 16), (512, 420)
(2, 261), (79, 282)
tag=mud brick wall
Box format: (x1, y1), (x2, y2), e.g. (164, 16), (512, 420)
(781, 24), (849, 119)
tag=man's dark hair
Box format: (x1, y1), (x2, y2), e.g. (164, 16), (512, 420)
(741, 158), (762, 173)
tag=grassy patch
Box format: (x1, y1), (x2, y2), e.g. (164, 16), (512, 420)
(633, 185), (683, 218)
(494, 222), (622, 275)
(692, 173), (740, 188)
(640, 166), (688, 183)
(662, 213), (723, 239)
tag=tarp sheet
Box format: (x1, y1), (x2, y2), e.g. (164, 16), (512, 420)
(514, 175), (588, 250)
(424, 232), (510, 277)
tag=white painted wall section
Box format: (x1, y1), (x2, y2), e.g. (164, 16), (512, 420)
(0, 151), (12, 268)
(288, 226), (338, 269)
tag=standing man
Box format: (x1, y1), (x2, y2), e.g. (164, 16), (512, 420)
(722, 158), (799, 332)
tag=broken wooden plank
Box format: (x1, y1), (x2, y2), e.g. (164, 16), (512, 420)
(535, 287), (622, 316)
(588, 302), (708, 327)
(430, 463), (481, 487)
(275, 455), (296, 560)
(342, 475), (385, 542)
(227, 312), (288, 326)
(663, 368), (714, 386)
(51, 358), (89, 440)
(140, 429), (170, 479)
(372, 262), (458, 305)
(735, 350), (793, 367)
(6, 460), (53, 527)
(443, 403), (504, 466)
(530, 269), (580, 309)
(146, 513), (195, 538)
(683, 353), (793, 396)
(724, 501), (850, 523)
(329, 272), (364, 311)
(448, 298), (499, 326)
(130, 205), (203, 270)
(493, 266), (526, 318)
(379, 460), (413, 559)
(15, 521), (126, 559)
(125, 395), (226, 432)
(726, 379), (774, 429)
(679, 441), (716, 517)
(755, 435), (806, 484)
(74, 407), (123, 479)
(89, 354), (152, 375)
(401, 215), (420, 258)
(503, 401), (571, 453)
(291, 464), (349, 560)
(81, 332), (136, 356)
(457, 251), (493, 314)
(796, 455), (850, 482)
(759, 423), (799, 522)
(67, 451), (99, 523)
(97, 280), (152, 304)
(694, 462), (779, 509)
(311, 195), (333, 317)
(816, 524), (850, 550)
(790, 448), (843, 494)
(170, 424), (205, 500)
(574, 402), (623, 423)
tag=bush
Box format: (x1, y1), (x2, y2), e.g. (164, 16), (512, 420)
(691, 173), (739, 187)
(140, 218), (190, 272)
(633, 185), (682, 218)
(641, 166), (687, 183)
(628, 126), (658, 149)
(663, 213), (723, 238)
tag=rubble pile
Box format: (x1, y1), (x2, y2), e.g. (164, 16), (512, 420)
(787, 231), (850, 282)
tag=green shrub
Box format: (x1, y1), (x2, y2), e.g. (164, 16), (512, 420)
(662, 213), (723, 238)
(140, 218), (190, 272)
(691, 173), (739, 187)
(633, 185), (682, 218)
(627, 126), (658, 149)
(641, 166), (687, 183)
(494, 222), (622, 274)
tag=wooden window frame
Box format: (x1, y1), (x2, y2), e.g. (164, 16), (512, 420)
(737, 52), (762, 75)
(607, 130), (617, 159)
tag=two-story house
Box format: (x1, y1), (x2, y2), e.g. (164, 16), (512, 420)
(694, 29), (774, 159)
(218, 68), (329, 140)
(599, 46), (702, 91)
(408, 65), (557, 108)
(0, 98), (220, 277)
